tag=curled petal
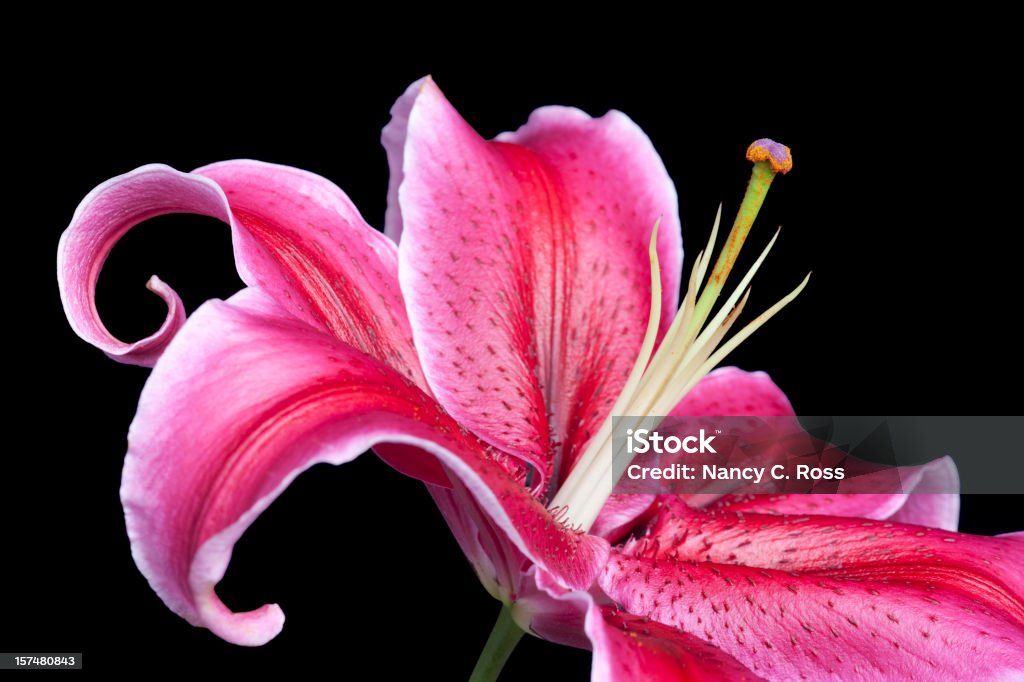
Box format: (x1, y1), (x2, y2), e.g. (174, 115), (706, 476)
(512, 567), (592, 649)
(887, 456), (960, 530)
(124, 289), (607, 645)
(708, 454), (960, 531)
(58, 161), (424, 385)
(57, 165), (226, 365)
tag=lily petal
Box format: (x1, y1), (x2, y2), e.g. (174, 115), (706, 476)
(666, 368), (794, 511)
(670, 367), (796, 418)
(521, 569), (767, 680)
(124, 289), (608, 645)
(394, 78), (682, 487)
(601, 504), (1024, 680)
(58, 161), (424, 385)
(588, 603), (768, 682)
(887, 457), (960, 530)
(381, 77), (422, 242)
(546, 332), (797, 553)
(427, 481), (528, 604)
(672, 368), (960, 530)
(57, 166), (221, 366)
(712, 457), (961, 531)
(591, 494), (657, 543)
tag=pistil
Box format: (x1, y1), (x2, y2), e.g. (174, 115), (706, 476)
(550, 139), (808, 531)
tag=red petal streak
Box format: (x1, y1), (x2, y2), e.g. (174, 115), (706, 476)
(397, 78), (682, 488)
(196, 161), (423, 385)
(601, 504), (1024, 679)
(124, 290), (607, 645)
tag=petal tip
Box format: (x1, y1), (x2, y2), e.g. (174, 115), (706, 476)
(197, 590), (286, 647)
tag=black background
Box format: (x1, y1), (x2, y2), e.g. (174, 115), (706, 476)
(15, 44), (1022, 678)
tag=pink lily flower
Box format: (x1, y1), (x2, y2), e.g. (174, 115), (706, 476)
(57, 77), (1024, 679)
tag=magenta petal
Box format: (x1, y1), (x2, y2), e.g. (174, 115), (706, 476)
(887, 456), (960, 530)
(602, 504), (1024, 680)
(426, 481), (528, 603)
(590, 494), (657, 543)
(522, 570), (765, 680)
(670, 367), (796, 418)
(57, 165), (225, 366)
(512, 568), (593, 649)
(395, 78), (682, 486)
(673, 369), (961, 531)
(123, 289), (607, 645)
(668, 368), (793, 510)
(710, 455), (960, 531)
(58, 161), (424, 385)
(587, 603), (767, 681)
(381, 77), (423, 242)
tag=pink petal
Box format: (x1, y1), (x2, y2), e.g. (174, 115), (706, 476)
(708, 456), (960, 532)
(667, 368), (793, 510)
(394, 77), (682, 488)
(601, 504), (1024, 680)
(426, 481), (529, 603)
(591, 494), (657, 543)
(669, 367), (796, 418)
(58, 161), (424, 386)
(124, 289), (607, 645)
(588, 603), (767, 681)
(520, 570), (765, 680)
(57, 166), (219, 366)
(512, 567), (593, 649)
(381, 77), (423, 242)
(887, 456), (960, 530)
(672, 369), (960, 530)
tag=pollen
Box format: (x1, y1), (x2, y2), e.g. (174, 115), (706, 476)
(746, 138), (793, 174)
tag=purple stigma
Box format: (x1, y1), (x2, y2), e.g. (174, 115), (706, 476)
(746, 138), (793, 174)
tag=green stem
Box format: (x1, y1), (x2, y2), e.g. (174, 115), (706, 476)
(469, 605), (525, 682)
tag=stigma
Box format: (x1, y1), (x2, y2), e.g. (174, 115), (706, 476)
(551, 139), (809, 532)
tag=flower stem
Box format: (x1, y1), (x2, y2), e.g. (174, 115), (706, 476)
(469, 605), (524, 682)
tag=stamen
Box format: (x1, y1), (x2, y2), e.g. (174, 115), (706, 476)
(550, 139), (808, 532)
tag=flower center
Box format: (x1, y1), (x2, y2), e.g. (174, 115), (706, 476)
(550, 139), (808, 532)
